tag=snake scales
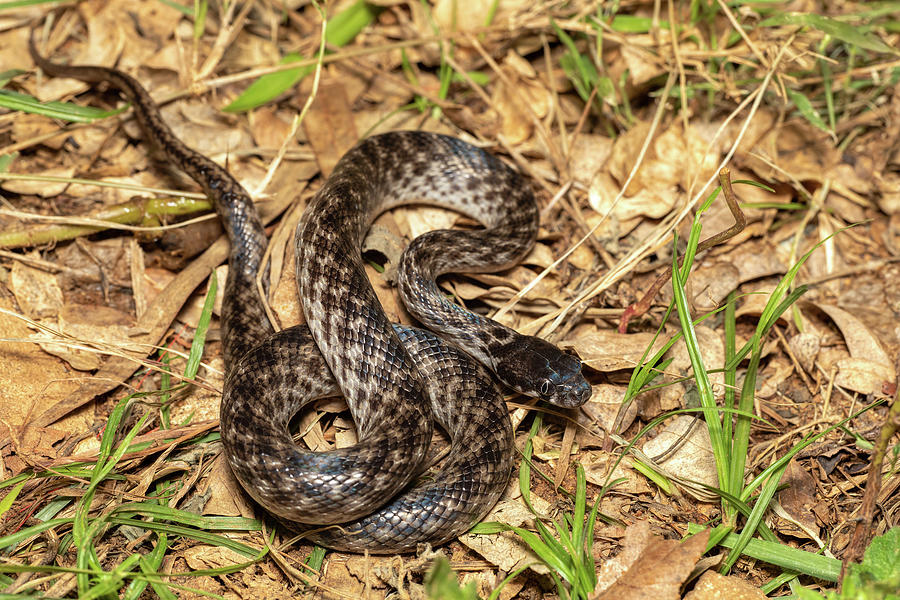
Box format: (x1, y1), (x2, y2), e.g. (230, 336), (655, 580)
(31, 36), (591, 553)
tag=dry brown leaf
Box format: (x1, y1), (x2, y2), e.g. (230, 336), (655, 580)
(0, 297), (90, 466)
(642, 415), (719, 491)
(178, 274), (221, 329)
(433, 0), (530, 32)
(605, 121), (653, 197)
(756, 356), (796, 400)
(270, 254), (303, 326)
(620, 44), (667, 88)
(683, 570), (767, 600)
(9, 257), (63, 319)
(590, 171), (679, 221)
(727, 240), (787, 284)
(568, 134), (615, 187)
(304, 80), (358, 177)
(635, 383), (686, 422)
(393, 205), (457, 243)
(690, 263), (740, 312)
(204, 454), (257, 519)
(521, 242), (557, 269)
(490, 51), (550, 145)
(735, 280), (791, 325)
(36, 303), (136, 371)
(654, 124), (720, 194)
(324, 555), (390, 599)
(571, 329), (669, 372)
(2, 166), (76, 197)
(789, 332), (821, 374)
(10, 113), (67, 150)
(668, 325), (724, 392)
(5, 424), (67, 468)
(582, 384), (636, 433)
(583, 452), (653, 496)
(776, 459), (820, 540)
(183, 544), (249, 571)
(249, 106), (294, 150)
(832, 357), (895, 396)
(880, 172), (900, 214)
(593, 521), (710, 599)
(814, 302), (895, 394)
(459, 486), (551, 575)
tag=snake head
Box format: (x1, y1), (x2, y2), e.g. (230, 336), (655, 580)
(494, 335), (592, 408)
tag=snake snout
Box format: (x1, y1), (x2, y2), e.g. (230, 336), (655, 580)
(558, 376), (593, 408)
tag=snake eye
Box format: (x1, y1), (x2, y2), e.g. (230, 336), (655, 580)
(539, 379), (551, 397)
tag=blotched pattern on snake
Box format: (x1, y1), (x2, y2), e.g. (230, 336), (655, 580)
(31, 38), (591, 552)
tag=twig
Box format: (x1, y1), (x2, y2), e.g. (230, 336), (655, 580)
(842, 364), (900, 580)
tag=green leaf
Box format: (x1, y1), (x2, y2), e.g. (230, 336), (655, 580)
(224, 1), (379, 112)
(610, 14), (671, 33)
(843, 527), (900, 599)
(424, 557), (479, 600)
(0, 480), (26, 519)
(324, 0), (379, 47)
(0, 152), (15, 172)
(0, 68), (25, 88)
(157, 0), (193, 16)
(223, 52), (310, 113)
(551, 19), (600, 105)
(785, 88), (830, 133)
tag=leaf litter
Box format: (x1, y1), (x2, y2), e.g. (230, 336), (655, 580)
(1, 1), (899, 599)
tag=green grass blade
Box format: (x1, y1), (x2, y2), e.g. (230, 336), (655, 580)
(0, 89), (124, 122)
(722, 462), (788, 573)
(571, 464), (586, 549)
(0, 480), (25, 519)
(688, 524), (840, 581)
(519, 415), (541, 513)
(192, 0), (208, 41)
(722, 290), (736, 445)
(761, 13), (898, 54)
(0, 68), (25, 88)
(0, 0), (73, 11)
(140, 535), (177, 600)
(183, 272), (217, 380)
(106, 517), (261, 558)
(111, 502), (260, 530)
(671, 236), (729, 492)
(0, 517), (72, 551)
(513, 526), (572, 583)
(122, 533), (168, 600)
(223, 52), (310, 113)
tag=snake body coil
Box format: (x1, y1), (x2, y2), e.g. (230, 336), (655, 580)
(31, 38), (591, 552)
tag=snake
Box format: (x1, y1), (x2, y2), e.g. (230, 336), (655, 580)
(30, 34), (592, 553)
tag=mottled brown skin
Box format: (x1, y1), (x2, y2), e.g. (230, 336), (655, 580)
(30, 34), (590, 552)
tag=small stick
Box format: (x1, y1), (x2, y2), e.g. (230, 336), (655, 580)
(841, 366), (900, 582)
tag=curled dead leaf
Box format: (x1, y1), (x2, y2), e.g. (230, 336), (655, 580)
(813, 303), (895, 394)
(593, 521), (710, 600)
(642, 415), (719, 492)
(571, 329), (668, 372)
